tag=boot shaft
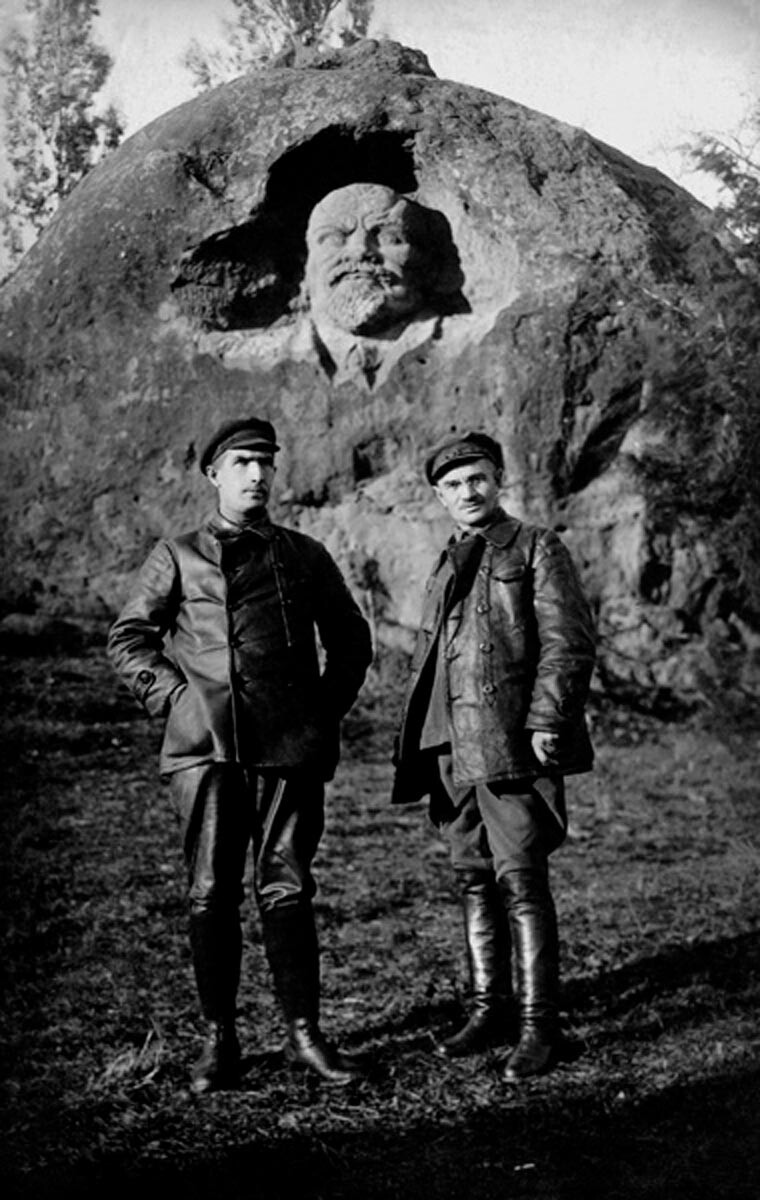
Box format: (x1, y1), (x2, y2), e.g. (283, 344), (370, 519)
(189, 911), (241, 1023)
(261, 901), (320, 1024)
(498, 868), (559, 1026)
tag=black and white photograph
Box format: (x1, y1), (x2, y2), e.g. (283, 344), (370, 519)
(1, 2), (759, 1197)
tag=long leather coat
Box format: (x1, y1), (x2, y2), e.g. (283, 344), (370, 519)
(392, 511), (596, 803)
(107, 515), (372, 779)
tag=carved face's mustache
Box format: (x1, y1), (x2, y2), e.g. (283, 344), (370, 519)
(327, 262), (399, 287)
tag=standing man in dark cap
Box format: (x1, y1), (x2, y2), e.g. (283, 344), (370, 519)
(392, 430), (596, 1080)
(108, 417), (373, 1093)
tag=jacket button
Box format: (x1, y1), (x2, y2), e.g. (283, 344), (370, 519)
(137, 670), (154, 685)
(476, 603), (490, 613)
(482, 683), (495, 693)
(479, 642), (493, 653)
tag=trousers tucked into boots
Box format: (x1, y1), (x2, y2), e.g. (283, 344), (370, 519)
(438, 869), (513, 1057)
(171, 763), (344, 1092)
(430, 758), (567, 1079)
(498, 867), (560, 1080)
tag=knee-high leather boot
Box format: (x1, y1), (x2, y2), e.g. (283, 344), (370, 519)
(188, 910), (242, 1094)
(261, 901), (362, 1086)
(438, 869), (513, 1057)
(498, 868), (560, 1081)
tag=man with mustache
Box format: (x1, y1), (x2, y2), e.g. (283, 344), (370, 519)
(392, 430), (596, 1080)
(303, 182), (454, 386)
(107, 417), (373, 1093)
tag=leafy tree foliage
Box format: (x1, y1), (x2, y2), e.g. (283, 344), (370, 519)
(632, 117), (760, 653)
(183, 0), (374, 92)
(675, 107), (760, 625)
(0, 0), (123, 265)
(686, 102), (760, 275)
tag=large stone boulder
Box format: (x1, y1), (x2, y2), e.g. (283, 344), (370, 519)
(0, 40), (751, 698)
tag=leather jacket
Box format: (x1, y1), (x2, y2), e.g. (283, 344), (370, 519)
(392, 511), (596, 802)
(107, 514), (373, 779)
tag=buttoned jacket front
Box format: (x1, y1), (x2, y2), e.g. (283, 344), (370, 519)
(392, 511), (596, 801)
(107, 516), (372, 779)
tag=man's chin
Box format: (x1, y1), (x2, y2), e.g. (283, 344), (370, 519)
(457, 509), (492, 528)
(239, 498), (268, 516)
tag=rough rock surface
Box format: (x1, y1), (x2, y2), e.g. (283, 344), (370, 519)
(0, 40), (743, 695)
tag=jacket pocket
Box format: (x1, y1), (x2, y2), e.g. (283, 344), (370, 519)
(492, 563), (526, 583)
(162, 684), (216, 764)
(491, 562), (530, 639)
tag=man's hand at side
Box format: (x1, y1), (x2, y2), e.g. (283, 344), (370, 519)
(531, 730), (561, 767)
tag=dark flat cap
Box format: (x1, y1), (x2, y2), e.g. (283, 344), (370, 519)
(200, 417), (279, 473)
(424, 430), (504, 484)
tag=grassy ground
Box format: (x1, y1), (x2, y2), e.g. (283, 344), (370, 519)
(1, 647), (759, 1199)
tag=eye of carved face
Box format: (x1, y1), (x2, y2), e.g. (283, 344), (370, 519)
(315, 227), (351, 250)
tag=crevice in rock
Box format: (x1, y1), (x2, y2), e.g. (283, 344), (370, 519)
(563, 381), (643, 494)
(178, 147), (230, 198)
(265, 125), (418, 208)
(352, 434), (398, 483)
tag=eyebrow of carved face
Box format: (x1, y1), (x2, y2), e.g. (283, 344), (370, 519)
(311, 216), (409, 246)
(310, 219), (356, 243)
(313, 206), (400, 227)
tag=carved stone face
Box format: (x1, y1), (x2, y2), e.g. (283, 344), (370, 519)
(304, 183), (430, 335)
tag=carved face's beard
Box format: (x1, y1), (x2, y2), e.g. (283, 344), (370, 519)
(318, 272), (395, 334)
(324, 279), (390, 333)
(314, 264), (420, 335)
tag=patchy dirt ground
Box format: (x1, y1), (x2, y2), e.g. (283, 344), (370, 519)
(1, 646), (759, 1199)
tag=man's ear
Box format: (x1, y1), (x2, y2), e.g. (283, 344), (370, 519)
(205, 464), (219, 488)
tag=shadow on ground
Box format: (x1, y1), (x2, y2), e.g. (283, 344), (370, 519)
(6, 1064), (760, 1200)
(6, 927), (760, 1200)
(3, 651), (760, 1200)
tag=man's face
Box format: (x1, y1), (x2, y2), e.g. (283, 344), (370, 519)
(433, 458), (502, 530)
(305, 184), (427, 335)
(205, 449), (275, 522)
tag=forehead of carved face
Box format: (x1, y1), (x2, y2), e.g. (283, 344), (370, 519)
(304, 183), (430, 335)
(307, 183), (419, 239)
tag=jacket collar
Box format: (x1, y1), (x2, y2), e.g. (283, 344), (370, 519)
(206, 511), (275, 540)
(448, 508), (522, 550)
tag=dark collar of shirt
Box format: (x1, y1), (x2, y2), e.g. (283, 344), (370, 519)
(449, 508), (506, 546)
(448, 508), (521, 550)
(208, 511), (275, 542)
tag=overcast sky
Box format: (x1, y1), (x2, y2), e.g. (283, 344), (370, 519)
(1, 0), (759, 209)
